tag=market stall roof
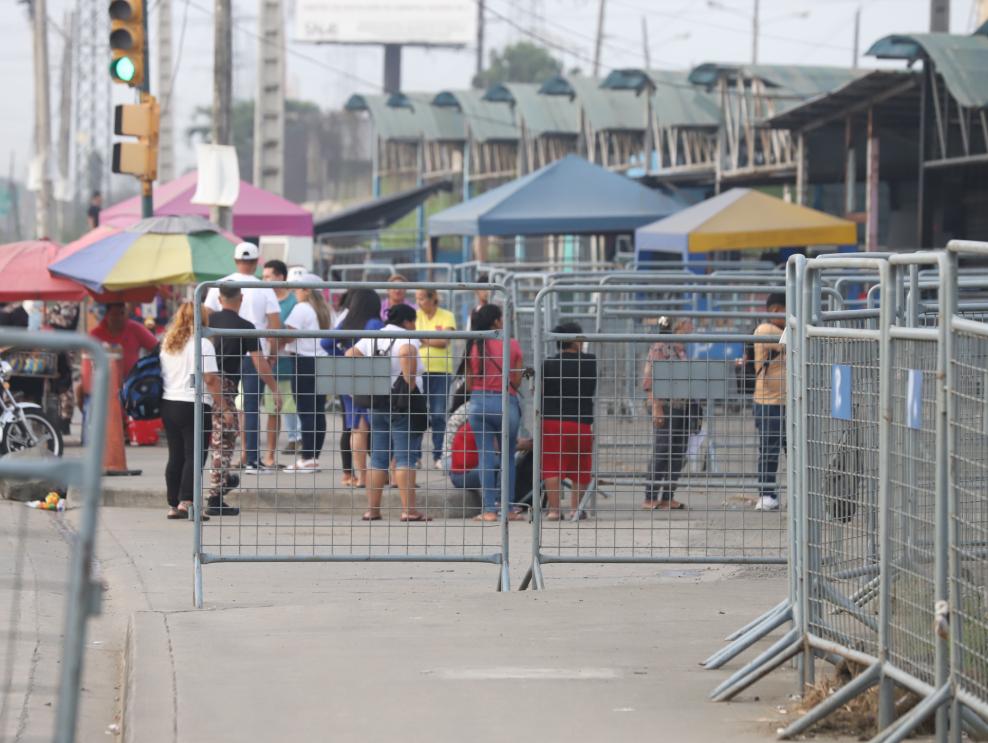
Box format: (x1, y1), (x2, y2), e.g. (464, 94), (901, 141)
(538, 74), (647, 132)
(345, 92), (464, 142)
(100, 171), (313, 237)
(0, 240), (86, 302)
(429, 155), (684, 237)
(432, 89), (519, 143)
(635, 188), (857, 256)
(867, 29), (988, 108)
(482, 83), (580, 137)
(314, 180), (453, 236)
(601, 69), (722, 129)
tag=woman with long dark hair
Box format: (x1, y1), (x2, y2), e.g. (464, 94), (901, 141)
(465, 304), (525, 522)
(322, 288), (383, 486)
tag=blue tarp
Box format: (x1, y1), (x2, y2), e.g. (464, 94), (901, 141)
(428, 155), (685, 237)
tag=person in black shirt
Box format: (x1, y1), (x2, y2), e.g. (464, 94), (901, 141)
(205, 285), (279, 516)
(541, 322), (597, 521)
(87, 191), (102, 229)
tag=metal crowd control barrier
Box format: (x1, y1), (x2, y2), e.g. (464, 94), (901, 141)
(522, 284), (791, 591)
(711, 249), (988, 743)
(192, 281), (516, 607)
(0, 330), (109, 743)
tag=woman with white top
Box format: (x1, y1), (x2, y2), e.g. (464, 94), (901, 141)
(284, 274), (331, 470)
(160, 303), (223, 520)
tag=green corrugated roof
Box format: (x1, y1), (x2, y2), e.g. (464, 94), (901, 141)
(344, 92), (465, 142)
(432, 89), (519, 143)
(601, 68), (721, 128)
(689, 63), (863, 97)
(538, 74), (646, 132)
(867, 32), (988, 108)
(482, 83), (580, 137)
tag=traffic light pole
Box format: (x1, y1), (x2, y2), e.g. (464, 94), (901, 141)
(139, 1), (153, 219)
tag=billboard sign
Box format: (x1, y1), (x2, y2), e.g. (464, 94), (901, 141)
(294, 0), (476, 46)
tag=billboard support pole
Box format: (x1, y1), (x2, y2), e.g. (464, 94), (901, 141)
(384, 44), (401, 94)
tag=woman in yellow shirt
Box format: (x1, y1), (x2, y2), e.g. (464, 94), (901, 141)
(416, 289), (457, 468)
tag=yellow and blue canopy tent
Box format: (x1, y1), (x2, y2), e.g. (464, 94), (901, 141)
(635, 187), (857, 257)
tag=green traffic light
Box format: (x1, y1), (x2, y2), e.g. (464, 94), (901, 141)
(110, 57), (136, 83)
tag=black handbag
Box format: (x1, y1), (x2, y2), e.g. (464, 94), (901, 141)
(390, 375), (428, 432)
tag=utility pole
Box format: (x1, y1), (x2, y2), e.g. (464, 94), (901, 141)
(157, 0), (175, 182)
(593, 0), (606, 77)
(57, 11), (75, 238)
(212, 0), (233, 229)
(852, 5), (861, 68)
(254, 0), (285, 194)
(930, 0), (950, 31)
(641, 16), (650, 70)
(32, 0), (54, 239)
(751, 0), (760, 64)
(475, 0), (484, 85)
(383, 44), (401, 93)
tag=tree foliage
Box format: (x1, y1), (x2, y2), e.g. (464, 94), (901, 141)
(472, 42), (562, 88)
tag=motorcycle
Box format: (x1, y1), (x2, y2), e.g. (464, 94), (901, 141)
(0, 360), (63, 457)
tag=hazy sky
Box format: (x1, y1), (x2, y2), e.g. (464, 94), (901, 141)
(0, 0), (982, 188)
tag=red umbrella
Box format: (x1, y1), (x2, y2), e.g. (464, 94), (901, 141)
(0, 240), (87, 302)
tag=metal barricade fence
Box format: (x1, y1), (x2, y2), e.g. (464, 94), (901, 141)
(523, 284), (791, 590)
(0, 330), (109, 743)
(191, 281), (517, 607)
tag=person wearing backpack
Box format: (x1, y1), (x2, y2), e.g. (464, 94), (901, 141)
(347, 304), (428, 522)
(753, 293), (787, 512)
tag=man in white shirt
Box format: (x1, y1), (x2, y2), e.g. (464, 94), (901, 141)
(204, 242), (282, 473)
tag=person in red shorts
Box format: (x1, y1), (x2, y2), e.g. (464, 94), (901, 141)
(541, 322), (597, 521)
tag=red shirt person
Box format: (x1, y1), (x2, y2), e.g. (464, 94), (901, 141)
(90, 303), (158, 377)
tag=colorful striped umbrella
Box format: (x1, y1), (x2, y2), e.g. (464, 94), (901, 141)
(49, 215), (239, 293)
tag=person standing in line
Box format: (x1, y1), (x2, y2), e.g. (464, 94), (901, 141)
(466, 304), (525, 522)
(262, 259), (302, 459)
(283, 274), (332, 471)
(203, 242), (281, 474)
(90, 302), (159, 379)
(160, 303), (225, 520)
(207, 285), (280, 516)
(415, 288), (457, 469)
(348, 304), (428, 522)
(323, 288), (384, 487)
(642, 317), (701, 511)
(753, 293), (787, 512)
(541, 322), (597, 521)
(379, 274), (416, 320)
(86, 191), (102, 229)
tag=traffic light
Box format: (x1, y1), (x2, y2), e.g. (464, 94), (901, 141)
(111, 95), (159, 181)
(108, 0), (145, 87)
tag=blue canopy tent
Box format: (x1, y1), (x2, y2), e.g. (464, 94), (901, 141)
(428, 155), (684, 238)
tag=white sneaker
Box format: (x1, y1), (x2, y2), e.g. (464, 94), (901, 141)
(755, 496), (780, 511)
(286, 459), (319, 472)
(434, 459), (443, 470)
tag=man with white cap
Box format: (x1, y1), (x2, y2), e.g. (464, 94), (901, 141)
(204, 241), (282, 473)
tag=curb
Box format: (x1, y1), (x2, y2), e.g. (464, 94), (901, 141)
(123, 612), (175, 743)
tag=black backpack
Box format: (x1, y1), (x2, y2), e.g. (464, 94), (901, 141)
(737, 330), (779, 396)
(120, 348), (163, 420)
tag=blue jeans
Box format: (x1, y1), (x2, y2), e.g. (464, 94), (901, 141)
(468, 392), (521, 513)
(369, 410), (423, 470)
(449, 468), (483, 491)
(241, 355), (261, 466)
(423, 373), (451, 462)
(753, 403), (785, 499)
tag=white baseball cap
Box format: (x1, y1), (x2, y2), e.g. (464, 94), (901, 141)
(286, 266), (306, 282)
(291, 272), (322, 284)
(234, 242), (260, 261)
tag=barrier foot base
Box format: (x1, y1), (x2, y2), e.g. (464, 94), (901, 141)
(702, 604), (792, 670)
(711, 630), (802, 702)
(104, 468), (142, 476)
(868, 683), (950, 743)
(778, 662), (881, 739)
(724, 599), (789, 642)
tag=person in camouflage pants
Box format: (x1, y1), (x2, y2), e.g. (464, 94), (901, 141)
(209, 376), (239, 500)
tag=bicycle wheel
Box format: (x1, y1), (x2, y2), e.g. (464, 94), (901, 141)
(2, 412), (64, 457)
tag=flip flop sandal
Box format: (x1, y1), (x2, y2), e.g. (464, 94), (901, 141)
(166, 507), (185, 520)
(400, 513), (433, 522)
(361, 512), (382, 521)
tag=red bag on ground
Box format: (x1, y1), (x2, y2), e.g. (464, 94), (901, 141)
(127, 417), (161, 446)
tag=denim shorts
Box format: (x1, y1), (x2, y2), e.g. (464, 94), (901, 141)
(369, 411), (423, 470)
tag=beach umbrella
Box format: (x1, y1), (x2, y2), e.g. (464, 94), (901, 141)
(49, 215), (239, 294)
(0, 240), (87, 302)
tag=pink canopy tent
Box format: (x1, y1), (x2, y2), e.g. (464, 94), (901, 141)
(99, 171), (313, 237)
